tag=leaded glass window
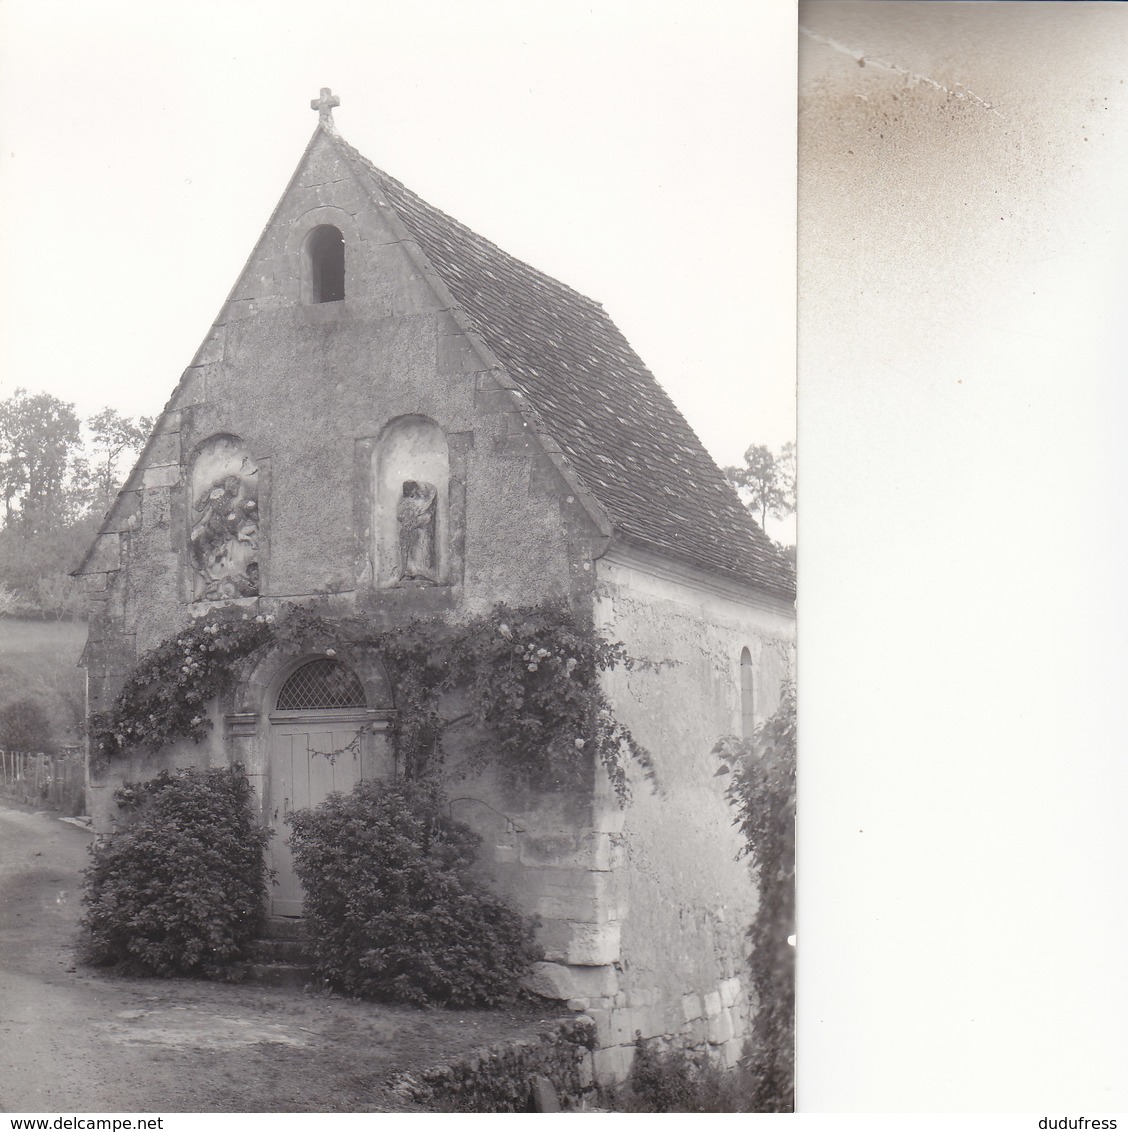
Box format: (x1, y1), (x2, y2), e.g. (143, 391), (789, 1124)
(276, 659), (366, 710)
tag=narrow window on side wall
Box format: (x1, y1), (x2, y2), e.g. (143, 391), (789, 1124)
(740, 647), (755, 739)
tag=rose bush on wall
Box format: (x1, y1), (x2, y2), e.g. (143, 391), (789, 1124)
(92, 600), (653, 801)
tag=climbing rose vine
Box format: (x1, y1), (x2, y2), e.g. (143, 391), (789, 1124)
(89, 610), (276, 759)
(91, 600), (653, 801)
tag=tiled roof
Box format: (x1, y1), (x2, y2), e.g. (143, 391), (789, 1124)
(336, 134), (794, 600)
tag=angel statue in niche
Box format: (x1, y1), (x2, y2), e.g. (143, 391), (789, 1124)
(395, 479), (438, 583)
(189, 472), (259, 599)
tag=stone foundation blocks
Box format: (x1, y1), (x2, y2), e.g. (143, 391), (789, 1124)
(681, 992), (704, 1022)
(592, 1045), (634, 1088)
(566, 920), (620, 966)
(706, 1008), (735, 1046)
(631, 1005), (665, 1041)
(719, 975), (743, 1009)
(626, 986), (659, 1008)
(703, 990), (723, 1018)
(523, 961), (619, 1002)
(589, 1003), (664, 1049)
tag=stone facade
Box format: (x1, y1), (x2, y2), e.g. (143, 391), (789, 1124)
(76, 108), (795, 1086)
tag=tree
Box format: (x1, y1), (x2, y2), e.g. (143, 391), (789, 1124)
(0, 391), (151, 616)
(0, 697), (52, 752)
(83, 408), (153, 514)
(724, 442), (796, 530)
(0, 389), (82, 535)
(776, 441), (796, 516)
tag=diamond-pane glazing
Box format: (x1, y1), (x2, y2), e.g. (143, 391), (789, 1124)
(276, 659), (367, 710)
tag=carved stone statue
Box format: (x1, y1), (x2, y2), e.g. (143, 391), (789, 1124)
(395, 479), (437, 582)
(190, 466), (259, 600)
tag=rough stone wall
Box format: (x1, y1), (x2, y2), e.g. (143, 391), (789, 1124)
(439, 743), (623, 1001)
(578, 547), (795, 1086)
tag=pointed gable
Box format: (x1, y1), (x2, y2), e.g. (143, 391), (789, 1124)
(332, 136), (794, 600)
(76, 119), (793, 601)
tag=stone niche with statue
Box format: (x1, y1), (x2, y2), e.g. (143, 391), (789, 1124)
(372, 415), (450, 589)
(188, 434), (260, 601)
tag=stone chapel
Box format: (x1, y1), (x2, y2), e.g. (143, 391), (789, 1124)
(74, 91), (795, 1085)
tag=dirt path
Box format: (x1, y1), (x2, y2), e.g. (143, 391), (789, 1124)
(0, 802), (562, 1113)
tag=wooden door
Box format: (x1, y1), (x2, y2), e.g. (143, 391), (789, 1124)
(266, 658), (394, 916)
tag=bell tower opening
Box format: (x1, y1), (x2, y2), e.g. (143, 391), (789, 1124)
(303, 224), (345, 304)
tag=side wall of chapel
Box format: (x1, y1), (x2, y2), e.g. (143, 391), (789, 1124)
(572, 548), (795, 1084)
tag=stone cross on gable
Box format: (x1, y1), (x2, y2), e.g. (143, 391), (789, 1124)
(311, 87), (340, 125)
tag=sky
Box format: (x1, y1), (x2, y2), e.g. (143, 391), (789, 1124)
(0, 0), (796, 492)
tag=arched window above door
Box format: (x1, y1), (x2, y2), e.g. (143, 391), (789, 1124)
(276, 659), (366, 711)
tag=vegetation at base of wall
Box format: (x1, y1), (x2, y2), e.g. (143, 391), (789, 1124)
(289, 778), (538, 1008)
(92, 599), (653, 801)
(714, 681), (796, 1112)
(611, 1036), (754, 1112)
(79, 765), (270, 979)
(390, 1017), (597, 1111)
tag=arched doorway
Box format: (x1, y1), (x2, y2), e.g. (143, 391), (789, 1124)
(267, 657), (394, 916)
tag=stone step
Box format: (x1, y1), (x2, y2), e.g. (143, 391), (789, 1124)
(260, 916), (306, 941)
(248, 937), (309, 963)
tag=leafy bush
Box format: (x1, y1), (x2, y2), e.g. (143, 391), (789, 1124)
(0, 696), (52, 751)
(288, 778), (538, 1007)
(616, 1037), (752, 1112)
(80, 765), (270, 978)
(715, 680), (796, 1112)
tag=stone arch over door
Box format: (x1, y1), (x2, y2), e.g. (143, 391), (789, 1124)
(227, 643), (396, 917)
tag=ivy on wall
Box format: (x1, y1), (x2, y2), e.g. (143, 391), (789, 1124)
(91, 600), (653, 800)
(714, 681), (796, 1112)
